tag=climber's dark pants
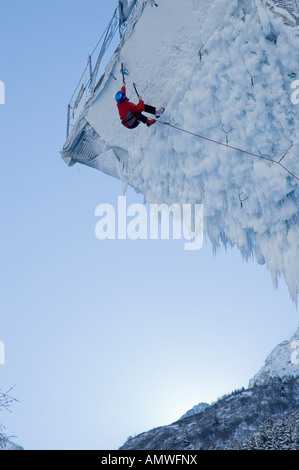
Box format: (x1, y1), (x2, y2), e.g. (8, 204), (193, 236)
(137, 104), (156, 124)
(124, 104), (156, 129)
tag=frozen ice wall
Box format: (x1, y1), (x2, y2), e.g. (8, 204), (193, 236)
(61, 0), (299, 302)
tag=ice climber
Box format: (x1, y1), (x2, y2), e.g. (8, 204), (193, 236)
(115, 81), (164, 129)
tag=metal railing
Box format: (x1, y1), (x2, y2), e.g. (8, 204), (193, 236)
(66, 7), (119, 138)
(65, 0), (149, 138)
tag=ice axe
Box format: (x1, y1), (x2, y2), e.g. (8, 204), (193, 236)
(121, 62), (125, 82)
(133, 82), (140, 98)
(120, 63), (129, 82)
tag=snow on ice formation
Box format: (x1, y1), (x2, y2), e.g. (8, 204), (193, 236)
(61, 0), (299, 302)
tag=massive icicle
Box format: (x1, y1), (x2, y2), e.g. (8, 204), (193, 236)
(61, 0), (299, 302)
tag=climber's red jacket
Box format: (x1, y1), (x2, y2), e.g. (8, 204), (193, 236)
(117, 86), (145, 127)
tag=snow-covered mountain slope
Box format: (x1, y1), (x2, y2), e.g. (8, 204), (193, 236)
(120, 376), (299, 450)
(249, 327), (299, 386)
(119, 327), (299, 450)
(61, 0), (299, 302)
(179, 402), (210, 420)
(119, 326), (299, 450)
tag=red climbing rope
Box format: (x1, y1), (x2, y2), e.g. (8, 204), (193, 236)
(156, 120), (299, 182)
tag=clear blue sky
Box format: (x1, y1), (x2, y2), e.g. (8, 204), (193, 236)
(0, 0), (298, 450)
